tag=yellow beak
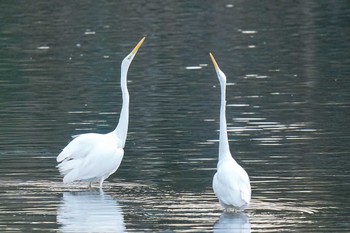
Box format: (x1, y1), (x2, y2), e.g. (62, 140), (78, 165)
(209, 52), (220, 71)
(131, 37), (146, 56)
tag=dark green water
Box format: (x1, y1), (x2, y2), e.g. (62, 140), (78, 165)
(0, 1), (349, 232)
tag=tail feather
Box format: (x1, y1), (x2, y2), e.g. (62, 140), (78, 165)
(57, 149), (72, 163)
(63, 169), (80, 183)
(57, 159), (82, 183)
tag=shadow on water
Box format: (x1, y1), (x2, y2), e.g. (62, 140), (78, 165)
(57, 191), (125, 232)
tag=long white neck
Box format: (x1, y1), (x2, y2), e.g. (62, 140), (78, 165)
(113, 62), (129, 148)
(218, 78), (232, 161)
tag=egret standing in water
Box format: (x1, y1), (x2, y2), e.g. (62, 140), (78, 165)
(57, 37), (145, 189)
(209, 53), (251, 211)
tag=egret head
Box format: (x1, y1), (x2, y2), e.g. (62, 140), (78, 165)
(121, 37), (145, 69)
(209, 53), (227, 85)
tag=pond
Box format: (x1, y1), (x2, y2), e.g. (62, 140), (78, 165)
(0, 1), (349, 232)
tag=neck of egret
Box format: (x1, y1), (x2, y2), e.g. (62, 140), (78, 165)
(57, 37), (145, 189)
(209, 53), (232, 162)
(210, 52), (251, 211)
(113, 37), (145, 147)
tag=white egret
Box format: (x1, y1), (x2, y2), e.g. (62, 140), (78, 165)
(57, 37), (145, 189)
(209, 53), (251, 211)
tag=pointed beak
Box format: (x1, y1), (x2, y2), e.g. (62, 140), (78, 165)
(130, 37), (146, 57)
(209, 52), (220, 71)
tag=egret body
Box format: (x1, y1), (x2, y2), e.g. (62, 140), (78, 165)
(210, 53), (251, 211)
(57, 37), (145, 189)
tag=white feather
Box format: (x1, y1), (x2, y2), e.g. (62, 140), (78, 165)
(57, 133), (124, 184)
(209, 53), (251, 211)
(56, 37), (145, 189)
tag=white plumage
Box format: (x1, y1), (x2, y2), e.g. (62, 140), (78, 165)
(57, 37), (145, 189)
(210, 53), (251, 211)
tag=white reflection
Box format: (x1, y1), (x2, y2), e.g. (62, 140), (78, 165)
(57, 191), (125, 233)
(213, 212), (251, 233)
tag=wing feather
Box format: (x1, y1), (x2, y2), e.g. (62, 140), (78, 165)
(213, 159), (251, 209)
(56, 133), (124, 183)
(57, 133), (99, 162)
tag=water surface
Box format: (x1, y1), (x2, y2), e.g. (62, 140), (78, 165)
(0, 1), (349, 232)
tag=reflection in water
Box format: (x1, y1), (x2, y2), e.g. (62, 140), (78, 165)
(213, 212), (251, 233)
(57, 191), (125, 233)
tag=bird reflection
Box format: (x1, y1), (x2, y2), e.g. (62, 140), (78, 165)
(213, 212), (251, 233)
(57, 191), (125, 233)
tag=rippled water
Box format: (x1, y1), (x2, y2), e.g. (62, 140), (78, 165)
(1, 0), (350, 232)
